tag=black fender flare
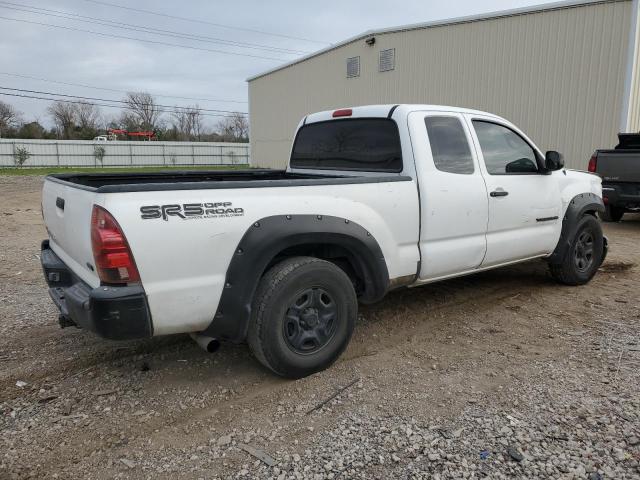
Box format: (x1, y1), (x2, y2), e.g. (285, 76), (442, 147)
(203, 215), (389, 342)
(548, 192), (605, 265)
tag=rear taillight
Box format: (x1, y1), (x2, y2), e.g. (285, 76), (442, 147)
(91, 205), (140, 284)
(588, 153), (597, 173)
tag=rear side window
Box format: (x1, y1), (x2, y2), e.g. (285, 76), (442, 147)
(290, 119), (403, 172)
(424, 116), (474, 174)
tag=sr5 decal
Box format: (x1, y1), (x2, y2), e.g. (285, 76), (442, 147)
(140, 202), (244, 221)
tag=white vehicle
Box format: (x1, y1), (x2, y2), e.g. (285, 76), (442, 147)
(41, 105), (607, 378)
(93, 134), (118, 142)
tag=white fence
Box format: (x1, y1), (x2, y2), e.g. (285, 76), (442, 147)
(0, 139), (250, 168)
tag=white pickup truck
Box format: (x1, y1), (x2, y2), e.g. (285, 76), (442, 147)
(41, 105), (607, 378)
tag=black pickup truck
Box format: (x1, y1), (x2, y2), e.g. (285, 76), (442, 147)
(589, 133), (640, 222)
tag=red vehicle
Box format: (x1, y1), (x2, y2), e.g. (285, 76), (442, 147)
(107, 129), (156, 141)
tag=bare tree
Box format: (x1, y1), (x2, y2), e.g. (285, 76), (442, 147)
(217, 112), (248, 142)
(171, 107), (190, 141)
(117, 111), (140, 132)
(75, 102), (102, 131)
(47, 101), (77, 139)
(188, 106), (203, 141)
(0, 100), (22, 137)
(124, 92), (162, 131)
(171, 105), (204, 141)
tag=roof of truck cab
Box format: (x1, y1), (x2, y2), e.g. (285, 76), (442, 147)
(304, 104), (501, 123)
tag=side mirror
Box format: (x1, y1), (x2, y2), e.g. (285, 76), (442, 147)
(545, 151), (564, 171)
(506, 158), (538, 173)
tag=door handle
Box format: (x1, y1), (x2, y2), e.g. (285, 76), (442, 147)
(490, 190), (509, 197)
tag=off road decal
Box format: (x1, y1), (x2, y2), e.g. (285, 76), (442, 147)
(140, 202), (244, 221)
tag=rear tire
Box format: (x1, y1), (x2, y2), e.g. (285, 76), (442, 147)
(247, 256), (357, 379)
(601, 205), (624, 222)
(549, 215), (604, 286)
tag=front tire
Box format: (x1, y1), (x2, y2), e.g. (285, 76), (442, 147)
(247, 256), (357, 379)
(549, 215), (604, 286)
(601, 205), (624, 222)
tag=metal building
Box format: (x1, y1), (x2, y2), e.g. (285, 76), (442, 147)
(248, 0), (640, 170)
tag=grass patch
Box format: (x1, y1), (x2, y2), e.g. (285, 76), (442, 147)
(0, 165), (250, 176)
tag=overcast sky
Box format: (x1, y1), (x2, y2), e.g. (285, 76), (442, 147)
(0, 0), (560, 129)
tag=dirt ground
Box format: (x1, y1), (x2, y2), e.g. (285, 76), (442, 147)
(1, 175), (639, 480)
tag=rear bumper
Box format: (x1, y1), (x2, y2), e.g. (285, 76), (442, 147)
(602, 184), (640, 209)
(41, 240), (153, 340)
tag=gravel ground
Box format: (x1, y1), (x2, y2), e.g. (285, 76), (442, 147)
(1, 174), (639, 479)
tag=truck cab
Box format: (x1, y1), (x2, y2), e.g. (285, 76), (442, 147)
(289, 105), (603, 281)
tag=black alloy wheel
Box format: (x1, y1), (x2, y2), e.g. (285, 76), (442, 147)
(573, 230), (595, 273)
(283, 287), (338, 354)
(247, 256), (357, 378)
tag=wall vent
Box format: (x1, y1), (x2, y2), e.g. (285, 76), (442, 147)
(346, 56), (360, 78)
(379, 48), (395, 72)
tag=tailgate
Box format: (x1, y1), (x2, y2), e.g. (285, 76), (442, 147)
(42, 178), (100, 288)
(597, 151), (640, 183)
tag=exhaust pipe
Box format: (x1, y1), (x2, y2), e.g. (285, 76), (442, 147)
(58, 314), (76, 329)
(190, 333), (220, 353)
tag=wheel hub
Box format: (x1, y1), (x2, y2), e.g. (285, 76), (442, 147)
(301, 308), (319, 328)
(283, 287), (337, 354)
(573, 230), (595, 273)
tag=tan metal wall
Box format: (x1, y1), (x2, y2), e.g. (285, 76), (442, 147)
(249, 0), (634, 170)
(626, 2), (640, 131)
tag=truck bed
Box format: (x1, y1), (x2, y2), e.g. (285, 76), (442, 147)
(47, 169), (409, 193)
(595, 150), (640, 183)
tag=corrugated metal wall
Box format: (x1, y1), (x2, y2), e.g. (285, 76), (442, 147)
(249, 0), (634, 170)
(626, 1), (640, 131)
(0, 140), (249, 167)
